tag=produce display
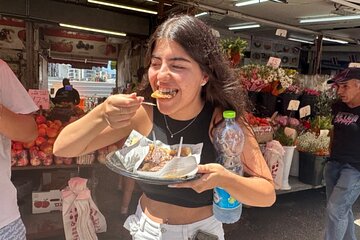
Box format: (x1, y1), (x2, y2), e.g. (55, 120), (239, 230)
(11, 107), (84, 167)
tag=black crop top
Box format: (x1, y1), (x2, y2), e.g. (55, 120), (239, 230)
(137, 102), (216, 208)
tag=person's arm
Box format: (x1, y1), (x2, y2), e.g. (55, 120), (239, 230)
(0, 103), (38, 142)
(53, 93), (149, 157)
(170, 118), (275, 207)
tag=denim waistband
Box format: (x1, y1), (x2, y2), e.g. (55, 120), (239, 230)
(134, 201), (218, 232)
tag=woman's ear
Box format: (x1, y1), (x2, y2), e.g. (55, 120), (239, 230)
(201, 74), (209, 86)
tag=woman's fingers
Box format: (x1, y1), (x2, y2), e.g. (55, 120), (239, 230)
(102, 93), (143, 128)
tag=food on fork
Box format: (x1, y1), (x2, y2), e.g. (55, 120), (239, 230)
(139, 144), (191, 172)
(151, 89), (178, 99)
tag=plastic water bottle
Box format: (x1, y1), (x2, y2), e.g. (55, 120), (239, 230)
(212, 110), (245, 224)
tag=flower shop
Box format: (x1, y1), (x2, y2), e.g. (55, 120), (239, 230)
(237, 59), (337, 192)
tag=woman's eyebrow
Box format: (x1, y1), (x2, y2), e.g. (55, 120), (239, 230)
(168, 57), (191, 63)
(151, 55), (191, 63)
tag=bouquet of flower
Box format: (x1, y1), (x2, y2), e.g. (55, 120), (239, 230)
(295, 131), (330, 156)
(239, 64), (274, 92)
(239, 64), (298, 96)
(303, 88), (320, 96)
(272, 115), (301, 146)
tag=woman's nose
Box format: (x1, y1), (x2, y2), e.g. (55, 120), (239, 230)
(157, 65), (171, 81)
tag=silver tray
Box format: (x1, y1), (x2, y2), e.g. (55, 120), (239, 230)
(105, 159), (200, 185)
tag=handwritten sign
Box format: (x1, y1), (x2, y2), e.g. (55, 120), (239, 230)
(348, 62), (360, 68)
(267, 57), (281, 69)
(284, 127), (297, 141)
(28, 89), (50, 110)
(319, 129), (329, 137)
(287, 100), (300, 111)
(299, 105), (311, 118)
(275, 29), (287, 37)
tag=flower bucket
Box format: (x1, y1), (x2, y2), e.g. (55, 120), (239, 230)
(281, 145), (296, 190)
(298, 151), (326, 186)
(248, 91), (259, 112)
(289, 149), (299, 177)
(299, 94), (318, 118)
(278, 93), (301, 116)
(257, 92), (277, 118)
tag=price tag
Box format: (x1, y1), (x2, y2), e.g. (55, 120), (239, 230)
(284, 127), (297, 140)
(275, 29), (287, 37)
(299, 105), (311, 118)
(348, 62), (360, 68)
(28, 89), (50, 110)
(319, 129), (329, 137)
(287, 100), (300, 111)
(267, 57), (281, 69)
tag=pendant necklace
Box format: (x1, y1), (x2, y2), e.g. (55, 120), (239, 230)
(163, 114), (199, 138)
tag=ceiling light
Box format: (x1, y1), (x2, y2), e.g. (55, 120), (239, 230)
(322, 37), (348, 44)
(87, 0), (157, 15)
(235, 0), (268, 7)
(288, 37), (314, 44)
(59, 23), (126, 37)
(145, 0), (172, 6)
(300, 14), (360, 23)
(195, 12), (208, 17)
(270, 0), (288, 3)
(228, 24), (260, 30)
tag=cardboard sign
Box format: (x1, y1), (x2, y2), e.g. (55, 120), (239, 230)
(275, 29), (287, 37)
(348, 62), (360, 68)
(267, 57), (281, 69)
(319, 129), (329, 137)
(28, 89), (50, 110)
(287, 100), (300, 111)
(284, 127), (297, 140)
(32, 190), (62, 214)
(299, 105), (311, 118)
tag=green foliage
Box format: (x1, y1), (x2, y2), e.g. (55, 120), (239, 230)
(220, 37), (248, 55)
(314, 88), (337, 116)
(311, 115), (333, 130)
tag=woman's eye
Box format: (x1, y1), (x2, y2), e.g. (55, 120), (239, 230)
(150, 62), (160, 67)
(172, 65), (185, 69)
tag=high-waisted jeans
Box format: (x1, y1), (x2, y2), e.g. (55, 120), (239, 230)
(124, 202), (224, 240)
(325, 161), (360, 240)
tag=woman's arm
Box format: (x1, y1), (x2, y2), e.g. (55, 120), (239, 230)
(171, 116), (275, 207)
(53, 93), (150, 157)
(0, 104), (38, 142)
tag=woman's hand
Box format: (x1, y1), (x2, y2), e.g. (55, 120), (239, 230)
(102, 93), (143, 129)
(169, 163), (231, 193)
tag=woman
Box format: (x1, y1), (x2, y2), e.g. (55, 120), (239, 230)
(54, 15), (275, 240)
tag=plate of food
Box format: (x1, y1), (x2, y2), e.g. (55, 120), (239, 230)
(105, 130), (203, 185)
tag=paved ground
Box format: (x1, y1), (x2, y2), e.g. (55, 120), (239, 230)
(42, 165), (360, 240)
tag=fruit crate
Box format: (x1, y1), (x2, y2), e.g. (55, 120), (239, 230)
(76, 152), (96, 165)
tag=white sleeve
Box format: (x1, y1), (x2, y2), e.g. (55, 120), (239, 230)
(0, 60), (39, 114)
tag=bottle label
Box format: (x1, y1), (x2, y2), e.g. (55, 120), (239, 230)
(213, 187), (240, 209)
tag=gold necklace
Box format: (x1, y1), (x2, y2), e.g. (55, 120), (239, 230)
(163, 114), (199, 138)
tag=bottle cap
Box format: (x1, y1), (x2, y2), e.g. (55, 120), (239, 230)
(223, 110), (236, 119)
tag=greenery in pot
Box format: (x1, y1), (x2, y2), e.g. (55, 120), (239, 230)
(220, 37), (248, 67)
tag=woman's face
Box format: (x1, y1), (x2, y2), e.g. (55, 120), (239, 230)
(148, 39), (208, 120)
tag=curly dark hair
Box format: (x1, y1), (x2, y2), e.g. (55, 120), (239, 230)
(137, 14), (249, 118)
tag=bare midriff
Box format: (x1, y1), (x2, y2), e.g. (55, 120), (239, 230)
(140, 194), (213, 225)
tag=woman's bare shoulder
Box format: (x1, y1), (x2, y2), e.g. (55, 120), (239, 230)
(132, 105), (154, 136)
